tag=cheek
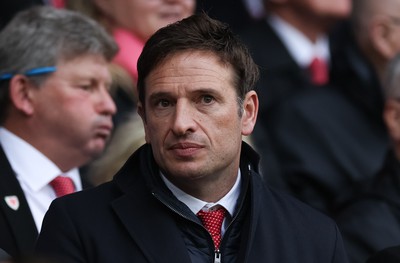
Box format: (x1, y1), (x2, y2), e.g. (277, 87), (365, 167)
(145, 120), (167, 142)
(183, 1), (196, 15)
(210, 111), (241, 137)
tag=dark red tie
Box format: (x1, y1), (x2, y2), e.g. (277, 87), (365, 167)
(50, 176), (75, 197)
(308, 57), (328, 85)
(197, 207), (226, 249)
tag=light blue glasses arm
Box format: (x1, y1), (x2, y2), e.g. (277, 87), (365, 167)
(0, 66), (57, 80)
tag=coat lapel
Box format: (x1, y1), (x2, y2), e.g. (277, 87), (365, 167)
(111, 190), (191, 263)
(0, 146), (38, 254)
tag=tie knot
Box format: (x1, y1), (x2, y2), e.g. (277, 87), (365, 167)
(50, 176), (75, 197)
(197, 206), (226, 249)
(308, 57), (329, 86)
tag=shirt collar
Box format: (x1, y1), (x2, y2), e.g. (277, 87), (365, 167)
(161, 170), (241, 218)
(268, 14), (330, 67)
(0, 127), (80, 192)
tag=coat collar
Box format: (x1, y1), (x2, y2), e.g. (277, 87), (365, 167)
(111, 143), (192, 262)
(111, 142), (262, 262)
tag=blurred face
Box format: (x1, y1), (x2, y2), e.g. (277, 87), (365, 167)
(31, 54), (116, 166)
(94, 0), (195, 41)
(383, 5), (400, 60)
(139, 51), (257, 190)
(289, 0), (351, 19)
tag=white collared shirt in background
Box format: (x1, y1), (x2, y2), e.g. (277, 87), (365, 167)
(268, 14), (330, 68)
(0, 127), (82, 231)
(162, 170), (241, 235)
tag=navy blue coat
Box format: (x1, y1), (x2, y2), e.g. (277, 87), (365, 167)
(36, 143), (349, 263)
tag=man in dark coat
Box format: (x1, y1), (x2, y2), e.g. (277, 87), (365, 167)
(367, 245), (400, 263)
(0, 6), (117, 257)
(238, 0), (352, 190)
(35, 13), (349, 263)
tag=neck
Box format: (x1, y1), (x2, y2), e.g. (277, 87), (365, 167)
(4, 123), (85, 172)
(166, 170), (239, 203)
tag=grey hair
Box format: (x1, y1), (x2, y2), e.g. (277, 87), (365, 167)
(384, 53), (400, 99)
(0, 6), (117, 76)
(0, 5), (118, 123)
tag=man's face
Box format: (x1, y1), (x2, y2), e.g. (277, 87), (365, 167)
(31, 54), (116, 165)
(139, 51), (255, 189)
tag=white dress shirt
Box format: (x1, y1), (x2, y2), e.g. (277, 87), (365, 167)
(0, 127), (82, 231)
(162, 170), (241, 235)
(268, 14), (330, 68)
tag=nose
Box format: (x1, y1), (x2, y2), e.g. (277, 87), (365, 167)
(96, 87), (117, 116)
(171, 100), (197, 136)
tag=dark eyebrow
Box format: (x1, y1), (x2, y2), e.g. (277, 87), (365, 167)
(148, 91), (174, 102)
(193, 88), (220, 95)
(148, 87), (222, 101)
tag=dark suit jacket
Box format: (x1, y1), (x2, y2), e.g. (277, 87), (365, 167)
(0, 145), (92, 257)
(35, 143), (349, 263)
(335, 152), (400, 263)
(196, 0), (256, 33)
(238, 19), (324, 188)
(0, 0), (44, 30)
(239, 19), (314, 111)
(0, 247), (11, 261)
(367, 245), (400, 263)
(266, 87), (389, 213)
(0, 146), (38, 257)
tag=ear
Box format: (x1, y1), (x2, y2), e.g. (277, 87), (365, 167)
(384, 99), (400, 141)
(9, 75), (35, 116)
(137, 102), (151, 143)
(241, 90), (259, 136)
(370, 16), (397, 60)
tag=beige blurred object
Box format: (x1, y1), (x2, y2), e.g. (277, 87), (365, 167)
(87, 113), (146, 186)
(108, 63), (137, 103)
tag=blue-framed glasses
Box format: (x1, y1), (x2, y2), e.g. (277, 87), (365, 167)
(0, 66), (57, 80)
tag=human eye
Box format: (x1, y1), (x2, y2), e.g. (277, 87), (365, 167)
(201, 94), (215, 105)
(75, 83), (94, 92)
(157, 99), (172, 108)
(80, 85), (92, 91)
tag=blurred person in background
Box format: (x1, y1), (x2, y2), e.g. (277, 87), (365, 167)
(262, 0), (400, 216)
(238, 0), (352, 191)
(0, 6), (117, 257)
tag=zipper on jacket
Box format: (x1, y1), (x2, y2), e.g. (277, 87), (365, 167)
(153, 192), (224, 262)
(214, 249), (221, 263)
(152, 162), (253, 263)
(152, 192), (193, 221)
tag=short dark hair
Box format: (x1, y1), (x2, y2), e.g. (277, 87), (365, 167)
(137, 13), (259, 112)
